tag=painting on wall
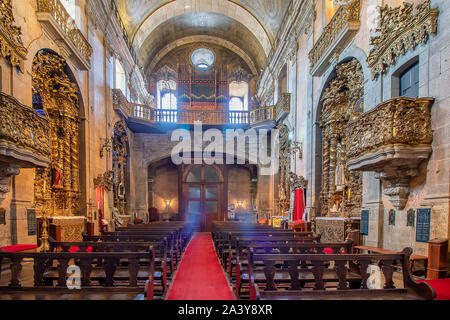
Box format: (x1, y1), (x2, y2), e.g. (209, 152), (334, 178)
(388, 210), (396, 226)
(27, 209), (37, 236)
(407, 209), (415, 227)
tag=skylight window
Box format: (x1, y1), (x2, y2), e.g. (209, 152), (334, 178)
(191, 48), (215, 70)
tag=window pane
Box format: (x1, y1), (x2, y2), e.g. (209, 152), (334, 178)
(205, 187), (218, 199)
(229, 97), (244, 111)
(187, 167), (202, 182)
(188, 201), (201, 214)
(400, 63), (419, 98)
(161, 93), (177, 110)
(205, 201), (218, 213)
(189, 187), (201, 199)
(204, 167), (220, 182)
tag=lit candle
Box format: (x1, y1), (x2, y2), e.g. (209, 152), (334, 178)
(313, 196), (316, 206)
(348, 189), (351, 201)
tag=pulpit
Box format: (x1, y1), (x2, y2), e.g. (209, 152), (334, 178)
(315, 217), (360, 242)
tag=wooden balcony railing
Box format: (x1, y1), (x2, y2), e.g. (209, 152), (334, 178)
(309, 0), (360, 76)
(37, 0), (93, 68)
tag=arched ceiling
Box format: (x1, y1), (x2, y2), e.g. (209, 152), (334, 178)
(139, 12), (265, 74)
(115, 0), (292, 75)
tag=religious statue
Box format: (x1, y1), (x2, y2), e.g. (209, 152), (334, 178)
(335, 141), (346, 192)
(52, 163), (64, 189)
(112, 207), (124, 228)
(330, 199), (342, 216)
(118, 182), (125, 199)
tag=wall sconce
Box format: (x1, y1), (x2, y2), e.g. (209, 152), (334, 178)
(100, 138), (113, 158)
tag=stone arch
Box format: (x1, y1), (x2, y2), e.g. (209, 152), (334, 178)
(132, 0), (272, 58)
(149, 36), (259, 76)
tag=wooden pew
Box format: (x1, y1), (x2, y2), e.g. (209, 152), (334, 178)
(225, 234), (322, 278)
(48, 239), (169, 298)
(234, 240), (353, 298)
(248, 248), (436, 300)
(355, 245), (428, 277)
(0, 251), (155, 300)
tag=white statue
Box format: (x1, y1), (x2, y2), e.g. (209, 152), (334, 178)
(335, 141), (346, 192)
(112, 207), (123, 227)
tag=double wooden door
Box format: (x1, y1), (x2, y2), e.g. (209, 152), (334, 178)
(185, 184), (220, 232)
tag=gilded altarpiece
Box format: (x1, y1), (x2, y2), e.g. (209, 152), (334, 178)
(33, 51), (81, 217)
(319, 59), (363, 219)
(113, 121), (129, 216)
(276, 124), (291, 217)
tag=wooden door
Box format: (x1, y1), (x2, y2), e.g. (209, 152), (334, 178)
(186, 184), (220, 232)
(184, 165), (223, 232)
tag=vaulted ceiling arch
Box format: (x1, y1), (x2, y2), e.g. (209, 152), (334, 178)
(148, 35), (258, 75)
(131, 0), (272, 58)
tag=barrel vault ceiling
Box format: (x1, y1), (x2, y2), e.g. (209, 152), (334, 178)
(115, 0), (292, 75)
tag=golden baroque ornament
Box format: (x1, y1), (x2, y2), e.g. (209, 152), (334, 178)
(367, 0), (439, 79)
(0, 0), (27, 72)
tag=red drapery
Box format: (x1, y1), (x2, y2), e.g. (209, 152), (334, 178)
(292, 188), (305, 222)
(96, 187), (107, 234)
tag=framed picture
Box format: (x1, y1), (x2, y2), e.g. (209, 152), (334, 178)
(0, 208), (5, 225)
(388, 210), (396, 226)
(407, 209), (415, 227)
(27, 209), (37, 236)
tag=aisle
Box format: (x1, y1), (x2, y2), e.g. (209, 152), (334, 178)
(166, 233), (235, 300)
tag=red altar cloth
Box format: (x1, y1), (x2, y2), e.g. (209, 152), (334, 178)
(292, 188), (305, 222)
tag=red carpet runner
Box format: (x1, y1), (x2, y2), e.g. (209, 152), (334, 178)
(166, 233), (235, 300)
(421, 279), (450, 300)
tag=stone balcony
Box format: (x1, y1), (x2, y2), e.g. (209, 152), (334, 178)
(346, 97), (435, 209)
(309, 0), (361, 77)
(0, 92), (51, 203)
(36, 0), (93, 70)
(113, 90), (290, 132)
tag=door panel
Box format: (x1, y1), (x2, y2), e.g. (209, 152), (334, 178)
(185, 184), (221, 232)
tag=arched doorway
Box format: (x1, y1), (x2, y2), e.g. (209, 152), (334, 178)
(183, 165), (223, 232)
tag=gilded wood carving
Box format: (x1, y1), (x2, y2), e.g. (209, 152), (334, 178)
(0, 0), (27, 71)
(113, 121), (129, 216)
(319, 59), (363, 218)
(367, 0), (439, 79)
(33, 51), (81, 216)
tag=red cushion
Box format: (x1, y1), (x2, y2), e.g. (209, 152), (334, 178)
(1, 244), (38, 252)
(69, 246), (93, 253)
